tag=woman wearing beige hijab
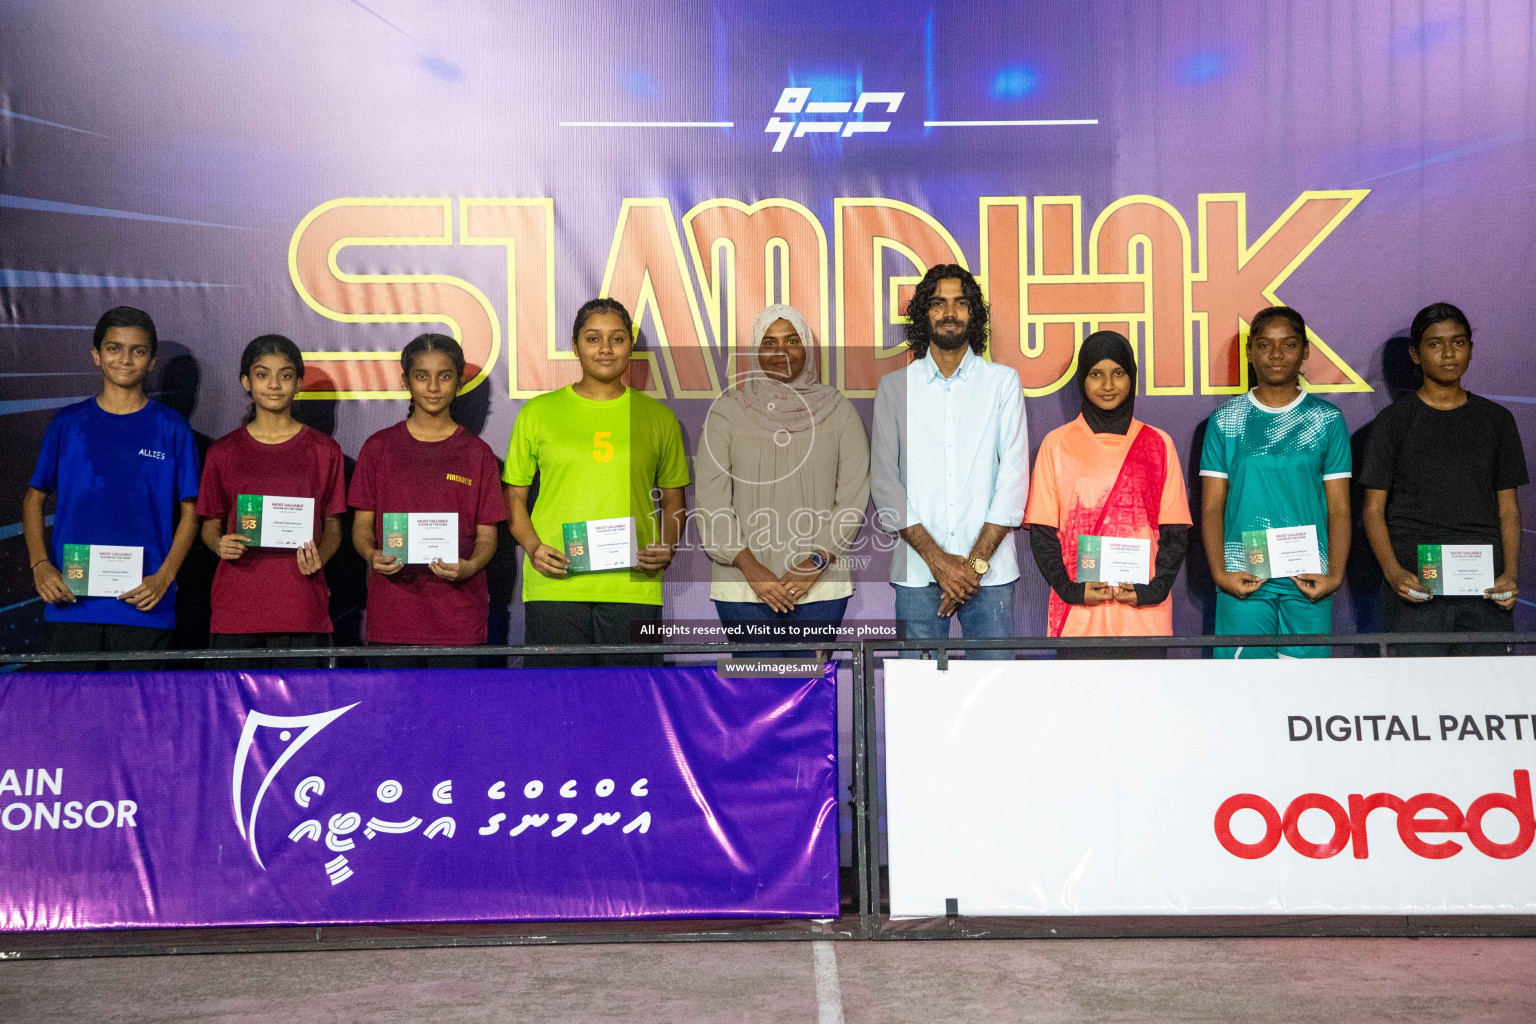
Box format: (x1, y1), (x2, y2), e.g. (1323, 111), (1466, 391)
(696, 305), (870, 631)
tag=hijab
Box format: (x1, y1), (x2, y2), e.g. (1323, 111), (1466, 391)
(726, 304), (845, 433)
(1075, 330), (1137, 435)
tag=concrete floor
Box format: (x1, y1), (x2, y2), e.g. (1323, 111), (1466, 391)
(1, 937), (1533, 1023)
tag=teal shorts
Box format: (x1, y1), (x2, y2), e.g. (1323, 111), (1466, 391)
(1214, 581), (1334, 659)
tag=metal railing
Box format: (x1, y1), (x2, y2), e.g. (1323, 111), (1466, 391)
(1, 630), (1532, 957)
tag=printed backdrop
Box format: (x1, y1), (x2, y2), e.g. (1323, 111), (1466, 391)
(0, 664), (839, 929)
(2, 0), (1535, 646)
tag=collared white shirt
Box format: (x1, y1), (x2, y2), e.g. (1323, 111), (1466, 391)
(870, 348), (1029, 587)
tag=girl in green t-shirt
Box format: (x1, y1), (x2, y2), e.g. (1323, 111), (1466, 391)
(504, 299), (690, 668)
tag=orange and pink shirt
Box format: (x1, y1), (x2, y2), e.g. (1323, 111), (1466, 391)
(1024, 416), (1191, 637)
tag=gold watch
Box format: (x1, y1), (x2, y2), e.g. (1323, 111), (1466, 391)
(968, 556), (989, 575)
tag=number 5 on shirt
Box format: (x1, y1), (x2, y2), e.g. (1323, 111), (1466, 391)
(593, 431), (614, 463)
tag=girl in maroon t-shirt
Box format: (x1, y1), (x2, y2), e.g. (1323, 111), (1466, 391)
(348, 334), (507, 663)
(198, 336), (347, 661)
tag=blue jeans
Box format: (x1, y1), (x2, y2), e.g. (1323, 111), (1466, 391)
(893, 581), (1016, 660)
(713, 596), (850, 623)
(714, 597), (850, 658)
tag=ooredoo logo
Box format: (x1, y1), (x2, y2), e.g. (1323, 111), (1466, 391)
(1214, 770), (1533, 861)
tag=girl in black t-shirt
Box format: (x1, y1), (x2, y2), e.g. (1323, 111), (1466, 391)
(1360, 303), (1528, 654)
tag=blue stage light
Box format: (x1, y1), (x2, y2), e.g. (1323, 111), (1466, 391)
(791, 70), (860, 104)
(990, 66), (1038, 99)
(1180, 50), (1226, 84)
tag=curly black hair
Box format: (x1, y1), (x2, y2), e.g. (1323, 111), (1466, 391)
(903, 264), (989, 360)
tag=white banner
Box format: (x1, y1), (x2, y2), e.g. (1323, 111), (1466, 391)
(885, 657), (1536, 916)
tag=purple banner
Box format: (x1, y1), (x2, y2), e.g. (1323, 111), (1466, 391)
(0, 666), (839, 930)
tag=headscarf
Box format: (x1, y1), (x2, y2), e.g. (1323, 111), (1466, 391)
(1075, 330), (1137, 435)
(726, 305), (845, 433)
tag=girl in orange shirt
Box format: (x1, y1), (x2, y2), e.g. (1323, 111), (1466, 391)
(1024, 331), (1192, 650)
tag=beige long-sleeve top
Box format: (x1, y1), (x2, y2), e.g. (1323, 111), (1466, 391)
(695, 397), (871, 603)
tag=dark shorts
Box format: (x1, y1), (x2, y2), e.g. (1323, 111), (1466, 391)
(40, 621), (172, 672)
(522, 602), (663, 669)
(209, 631), (333, 670)
(1380, 581), (1515, 657)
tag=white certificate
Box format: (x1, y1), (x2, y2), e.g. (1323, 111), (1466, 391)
(244, 495), (315, 549)
(1096, 537), (1152, 586)
(63, 544), (143, 598)
(586, 516), (638, 572)
(1439, 544), (1496, 596)
(1262, 525), (1323, 578)
(563, 516), (639, 573)
(407, 513), (459, 564)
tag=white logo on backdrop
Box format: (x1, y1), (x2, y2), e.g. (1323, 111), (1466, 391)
(231, 703), (359, 869)
(558, 84), (1095, 148)
(764, 87), (903, 152)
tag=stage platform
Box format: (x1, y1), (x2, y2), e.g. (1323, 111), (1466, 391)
(4, 935), (1534, 1024)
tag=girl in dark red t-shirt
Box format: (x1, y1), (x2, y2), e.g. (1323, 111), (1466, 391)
(198, 336), (346, 659)
(348, 334), (507, 661)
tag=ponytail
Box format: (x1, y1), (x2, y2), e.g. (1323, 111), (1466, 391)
(238, 334), (305, 423)
(400, 333), (466, 417)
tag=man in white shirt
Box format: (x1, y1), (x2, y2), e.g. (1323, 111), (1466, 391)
(871, 264), (1029, 658)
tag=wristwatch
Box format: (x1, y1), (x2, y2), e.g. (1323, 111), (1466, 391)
(806, 551), (830, 572)
(968, 556), (989, 575)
